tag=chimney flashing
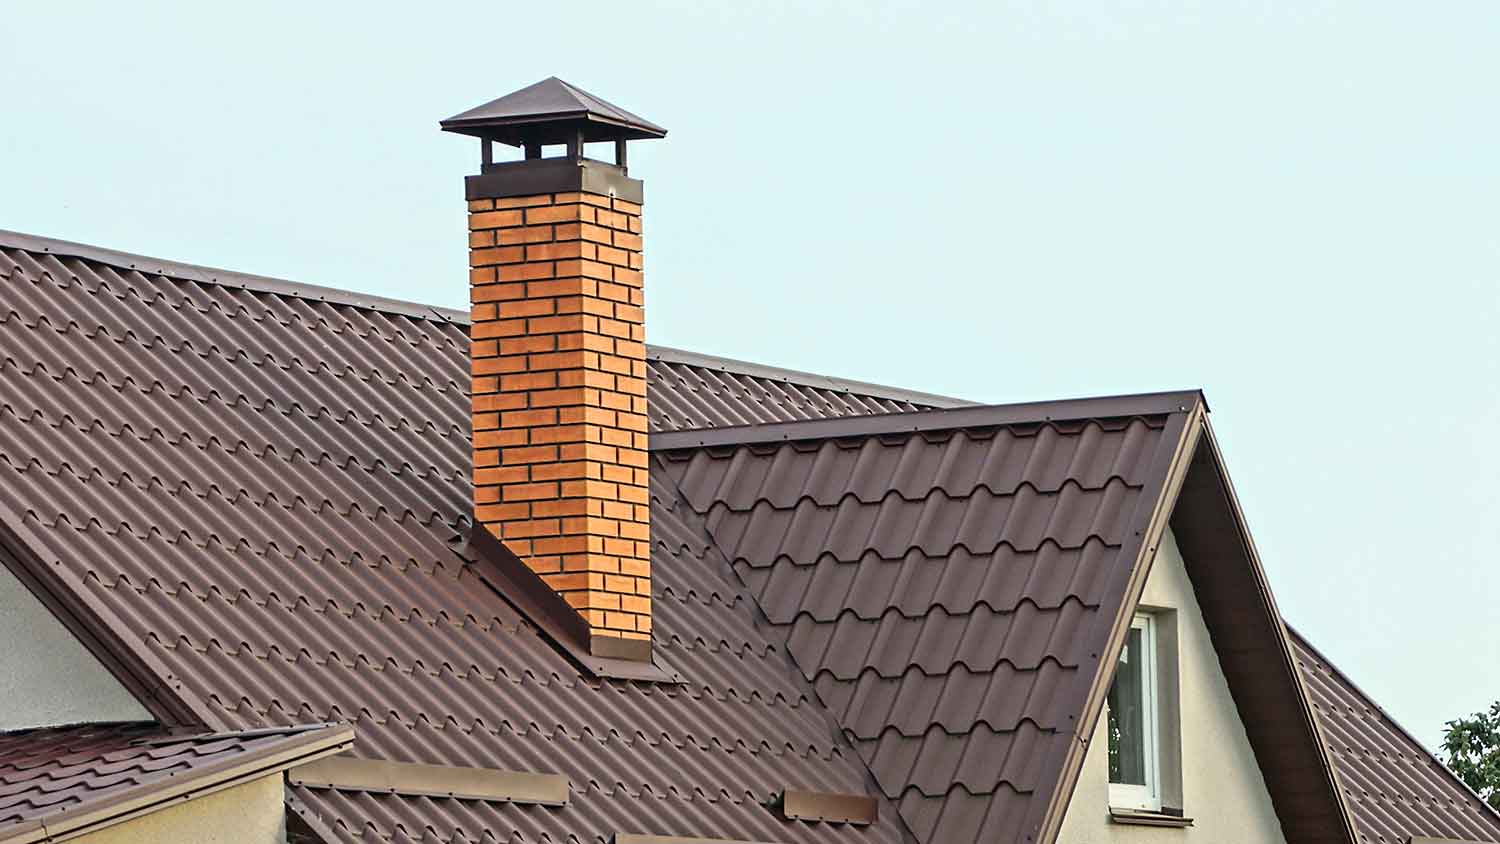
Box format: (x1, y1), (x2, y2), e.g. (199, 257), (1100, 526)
(465, 528), (681, 684)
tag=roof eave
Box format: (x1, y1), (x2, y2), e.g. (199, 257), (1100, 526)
(0, 724), (354, 844)
(439, 111), (667, 143)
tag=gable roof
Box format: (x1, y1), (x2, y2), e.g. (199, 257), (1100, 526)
(0, 722), (350, 843)
(0, 227), (1469, 844)
(655, 393), (1357, 844)
(654, 395), (1193, 843)
(1292, 629), (1500, 843)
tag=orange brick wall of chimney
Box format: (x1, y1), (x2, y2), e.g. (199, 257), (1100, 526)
(468, 190), (650, 641)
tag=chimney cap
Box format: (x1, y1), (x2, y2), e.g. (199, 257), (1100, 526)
(440, 77), (667, 147)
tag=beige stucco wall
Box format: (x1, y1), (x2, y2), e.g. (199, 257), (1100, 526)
(0, 562), (152, 730)
(1056, 528), (1288, 844)
(70, 771), (286, 844)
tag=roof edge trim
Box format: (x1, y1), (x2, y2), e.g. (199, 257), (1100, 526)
(650, 390), (1204, 451)
(0, 723), (353, 844)
(1168, 422), (1360, 844)
(0, 501), (217, 729)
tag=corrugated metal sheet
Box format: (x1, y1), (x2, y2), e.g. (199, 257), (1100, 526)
(0, 239), (910, 844)
(655, 416), (1182, 844)
(646, 349), (968, 432)
(1292, 630), (1500, 844)
(0, 722), (335, 836)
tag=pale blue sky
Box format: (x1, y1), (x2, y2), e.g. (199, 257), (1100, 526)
(2, 1), (1496, 751)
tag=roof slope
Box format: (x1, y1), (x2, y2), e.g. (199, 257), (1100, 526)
(0, 722), (349, 843)
(0, 233), (910, 844)
(654, 397), (1196, 844)
(1292, 629), (1500, 844)
(647, 347), (969, 432)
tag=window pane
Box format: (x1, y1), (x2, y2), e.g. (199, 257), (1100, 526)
(1107, 627), (1147, 785)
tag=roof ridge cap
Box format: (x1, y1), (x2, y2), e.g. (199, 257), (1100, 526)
(0, 229), (989, 412)
(0, 228), (467, 325)
(650, 390), (1203, 451)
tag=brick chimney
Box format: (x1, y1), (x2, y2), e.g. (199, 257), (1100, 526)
(441, 78), (665, 658)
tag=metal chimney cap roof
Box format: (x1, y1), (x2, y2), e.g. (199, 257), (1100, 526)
(440, 77), (667, 146)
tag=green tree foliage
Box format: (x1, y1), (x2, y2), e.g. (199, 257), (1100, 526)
(1443, 701), (1500, 813)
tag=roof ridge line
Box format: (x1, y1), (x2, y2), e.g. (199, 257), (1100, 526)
(0, 229), (986, 410)
(649, 390), (1203, 451)
(647, 345), (975, 409)
(0, 228), (468, 325)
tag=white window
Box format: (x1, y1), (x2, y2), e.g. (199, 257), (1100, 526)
(1107, 613), (1161, 811)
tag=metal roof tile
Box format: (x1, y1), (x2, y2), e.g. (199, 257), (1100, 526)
(0, 237), (926, 844)
(0, 722), (347, 837)
(1292, 631), (1500, 844)
(662, 418), (1180, 844)
(2, 231), (1435, 844)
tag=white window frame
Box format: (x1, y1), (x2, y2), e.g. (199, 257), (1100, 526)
(1109, 613), (1162, 812)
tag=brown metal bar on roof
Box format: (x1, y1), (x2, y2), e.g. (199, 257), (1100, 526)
(774, 789), (878, 826)
(613, 836), (786, 844)
(288, 755), (568, 806)
(463, 528), (683, 684)
(649, 389), (1204, 452)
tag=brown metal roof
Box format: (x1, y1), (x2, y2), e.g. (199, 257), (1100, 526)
(654, 401), (1194, 844)
(656, 396), (1368, 844)
(646, 347), (970, 432)
(0, 231), (911, 843)
(1292, 630), (1500, 844)
(0, 228), (1467, 844)
(0, 722), (350, 843)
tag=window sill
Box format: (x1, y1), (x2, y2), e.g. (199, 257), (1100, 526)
(1109, 808), (1194, 828)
